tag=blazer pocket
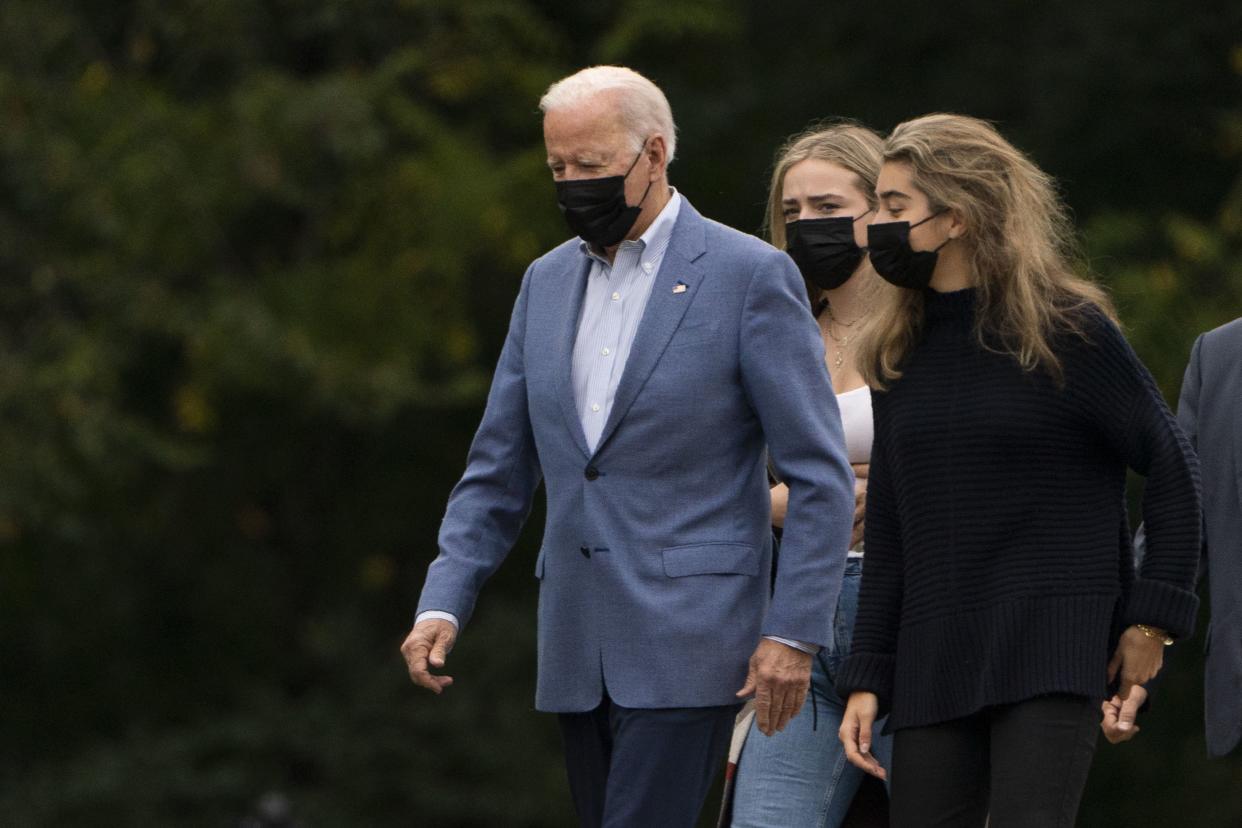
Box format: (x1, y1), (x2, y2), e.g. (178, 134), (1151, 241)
(667, 321), (720, 349)
(662, 542), (758, 577)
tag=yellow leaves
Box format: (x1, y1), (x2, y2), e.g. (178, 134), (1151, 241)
(78, 61), (111, 96)
(174, 384), (215, 433)
(427, 55), (487, 103)
(1164, 215), (1219, 265)
(442, 324), (476, 365)
(1148, 262), (1177, 295)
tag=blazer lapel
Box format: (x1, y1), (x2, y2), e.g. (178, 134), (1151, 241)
(555, 255), (593, 459)
(591, 203), (708, 456)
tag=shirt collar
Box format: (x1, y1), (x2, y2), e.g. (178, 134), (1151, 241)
(579, 188), (682, 265)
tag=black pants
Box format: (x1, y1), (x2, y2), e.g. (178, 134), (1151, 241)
(558, 695), (739, 828)
(890, 695), (1099, 828)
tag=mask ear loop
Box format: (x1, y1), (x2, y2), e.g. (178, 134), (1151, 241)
(852, 208), (875, 223)
(912, 209), (954, 252)
(625, 139), (655, 208)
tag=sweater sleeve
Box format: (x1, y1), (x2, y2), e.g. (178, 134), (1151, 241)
(835, 399), (903, 711)
(1071, 312), (1201, 639)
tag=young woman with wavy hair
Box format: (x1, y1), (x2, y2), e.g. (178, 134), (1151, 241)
(728, 122), (893, 828)
(835, 114), (1201, 826)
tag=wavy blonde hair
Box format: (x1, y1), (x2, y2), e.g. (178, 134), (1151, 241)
(765, 121), (885, 307)
(857, 114), (1116, 388)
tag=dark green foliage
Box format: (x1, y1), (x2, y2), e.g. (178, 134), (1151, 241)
(1, 1), (1240, 824)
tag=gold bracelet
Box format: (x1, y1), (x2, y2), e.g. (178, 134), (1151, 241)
(1134, 624), (1174, 646)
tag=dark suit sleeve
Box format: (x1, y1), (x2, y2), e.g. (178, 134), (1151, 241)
(739, 248), (854, 648)
(1177, 335), (1209, 587)
(416, 262), (543, 628)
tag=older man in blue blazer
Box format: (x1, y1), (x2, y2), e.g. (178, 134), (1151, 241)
(400, 66), (854, 827)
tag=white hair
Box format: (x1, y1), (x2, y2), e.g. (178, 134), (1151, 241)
(539, 66), (678, 164)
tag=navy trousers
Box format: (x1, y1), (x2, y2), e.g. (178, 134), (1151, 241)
(558, 695), (739, 828)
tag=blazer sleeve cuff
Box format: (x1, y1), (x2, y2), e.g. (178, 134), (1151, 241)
(1122, 578), (1200, 640)
(834, 651), (896, 714)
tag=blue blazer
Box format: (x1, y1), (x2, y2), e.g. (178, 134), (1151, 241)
(417, 199), (855, 712)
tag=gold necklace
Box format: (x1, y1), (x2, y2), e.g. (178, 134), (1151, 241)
(822, 304), (866, 371)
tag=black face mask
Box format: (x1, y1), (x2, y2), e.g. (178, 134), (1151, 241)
(785, 212), (871, 291)
(866, 213), (952, 290)
(555, 147), (653, 248)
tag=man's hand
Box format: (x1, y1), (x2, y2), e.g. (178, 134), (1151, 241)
(1107, 625), (1166, 703)
(735, 639), (812, 736)
(850, 463), (869, 549)
(400, 618), (458, 694)
(1101, 684), (1148, 744)
(839, 691), (886, 780)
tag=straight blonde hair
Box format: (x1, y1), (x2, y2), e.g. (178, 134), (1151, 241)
(765, 121), (885, 307)
(857, 114), (1116, 388)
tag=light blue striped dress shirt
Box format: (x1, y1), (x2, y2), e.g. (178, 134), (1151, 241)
(572, 192), (682, 451)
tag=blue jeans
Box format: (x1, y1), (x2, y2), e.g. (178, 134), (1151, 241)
(731, 558), (893, 828)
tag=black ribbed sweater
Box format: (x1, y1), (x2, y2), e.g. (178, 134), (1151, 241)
(836, 288), (1201, 731)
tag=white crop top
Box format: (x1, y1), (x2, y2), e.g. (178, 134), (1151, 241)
(836, 385), (873, 465)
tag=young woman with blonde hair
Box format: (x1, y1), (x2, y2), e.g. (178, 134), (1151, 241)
(835, 114), (1201, 826)
(729, 122), (892, 827)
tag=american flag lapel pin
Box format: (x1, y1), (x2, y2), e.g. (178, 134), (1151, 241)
(672, 281), (688, 294)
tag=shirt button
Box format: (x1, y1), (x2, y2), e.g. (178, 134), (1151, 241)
(642, 262), (653, 273)
(612, 292), (621, 301)
(601, 347), (610, 356)
(591, 403), (601, 412)
(584, 466), (600, 481)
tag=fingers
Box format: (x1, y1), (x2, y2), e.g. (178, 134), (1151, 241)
(856, 707), (875, 757)
(745, 641), (812, 736)
(839, 708), (886, 779)
(753, 672), (804, 736)
(1100, 695), (1141, 744)
(1117, 690), (1143, 733)
(735, 673), (757, 699)
(400, 624), (455, 694)
(1100, 698), (1123, 744)
(755, 683), (774, 736)
(770, 684), (805, 734)
(429, 626), (453, 668)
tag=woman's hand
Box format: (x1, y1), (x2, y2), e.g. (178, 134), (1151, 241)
(1101, 684), (1148, 744)
(839, 691), (886, 780)
(1107, 625), (1166, 703)
(770, 483), (789, 529)
(850, 464), (869, 549)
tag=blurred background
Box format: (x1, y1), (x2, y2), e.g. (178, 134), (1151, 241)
(1, 1), (1240, 825)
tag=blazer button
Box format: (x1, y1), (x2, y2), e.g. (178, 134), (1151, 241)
(580, 546), (591, 559)
(584, 465), (600, 481)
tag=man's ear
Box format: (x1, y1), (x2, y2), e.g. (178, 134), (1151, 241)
(645, 134), (668, 180)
